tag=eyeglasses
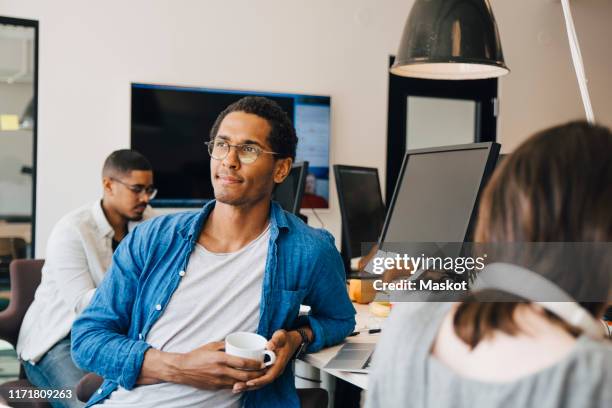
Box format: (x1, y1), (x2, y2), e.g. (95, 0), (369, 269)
(111, 177), (158, 199)
(205, 140), (279, 164)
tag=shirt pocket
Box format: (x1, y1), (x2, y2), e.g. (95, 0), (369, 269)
(276, 288), (306, 328)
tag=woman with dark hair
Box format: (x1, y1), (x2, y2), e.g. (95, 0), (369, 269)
(366, 121), (612, 408)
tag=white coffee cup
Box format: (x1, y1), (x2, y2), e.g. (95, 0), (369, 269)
(225, 332), (276, 367)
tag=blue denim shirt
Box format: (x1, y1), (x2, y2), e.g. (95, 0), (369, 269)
(71, 200), (356, 407)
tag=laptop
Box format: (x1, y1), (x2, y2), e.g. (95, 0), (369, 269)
(324, 342), (375, 373)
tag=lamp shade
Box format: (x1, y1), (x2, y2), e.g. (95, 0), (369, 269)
(390, 0), (509, 80)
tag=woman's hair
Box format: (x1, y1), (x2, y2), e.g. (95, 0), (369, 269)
(454, 121), (612, 348)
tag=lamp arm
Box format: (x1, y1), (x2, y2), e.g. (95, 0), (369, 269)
(560, 0), (595, 124)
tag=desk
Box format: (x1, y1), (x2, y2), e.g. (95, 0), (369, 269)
(298, 303), (383, 391)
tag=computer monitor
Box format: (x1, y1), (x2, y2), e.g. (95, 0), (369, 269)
(334, 165), (386, 265)
(273, 162), (308, 215)
(131, 83), (331, 208)
(379, 142), (500, 247)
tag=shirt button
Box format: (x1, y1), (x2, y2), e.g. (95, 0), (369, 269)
(155, 304), (162, 311)
(179, 270), (186, 277)
(97, 389), (103, 394)
(138, 333), (143, 340)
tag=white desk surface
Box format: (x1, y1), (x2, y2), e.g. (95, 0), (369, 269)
(300, 303), (384, 390)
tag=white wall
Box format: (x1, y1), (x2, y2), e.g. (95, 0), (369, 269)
(494, 0), (612, 152)
(0, 0), (610, 256)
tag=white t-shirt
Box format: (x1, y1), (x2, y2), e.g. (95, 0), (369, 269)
(100, 224), (270, 408)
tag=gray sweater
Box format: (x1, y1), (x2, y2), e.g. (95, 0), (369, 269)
(366, 303), (612, 408)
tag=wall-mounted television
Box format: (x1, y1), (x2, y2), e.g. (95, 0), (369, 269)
(131, 83), (331, 208)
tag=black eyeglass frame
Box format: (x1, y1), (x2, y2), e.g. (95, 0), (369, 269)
(110, 177), (158, 199)
(205, 140), (280, 164)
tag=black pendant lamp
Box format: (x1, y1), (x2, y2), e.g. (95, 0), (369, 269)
(390, 0), (509, 80)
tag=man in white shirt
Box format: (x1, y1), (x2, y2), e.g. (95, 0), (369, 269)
(17, 149), (157, 408)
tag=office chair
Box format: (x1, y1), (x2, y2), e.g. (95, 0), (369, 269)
(76, 373), (102, 403)
(0, 238), (28, 310)
(297, 388), (328, 408)
(0, 259), (51, 407)
(0, 238), (27, 277)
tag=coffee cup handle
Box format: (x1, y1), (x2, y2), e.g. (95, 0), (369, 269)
(263, 350), (276, 367)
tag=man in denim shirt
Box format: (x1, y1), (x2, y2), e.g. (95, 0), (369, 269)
(72, 96), (356, 407)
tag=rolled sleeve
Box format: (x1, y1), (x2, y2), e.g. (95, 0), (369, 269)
(119, 340), (152, 389)
(304, 232), (356, 352)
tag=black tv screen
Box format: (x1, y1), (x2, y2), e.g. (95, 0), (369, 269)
(131, 83), (331, 207)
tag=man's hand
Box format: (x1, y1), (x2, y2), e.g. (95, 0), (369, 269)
(178, 341), (267, 389)
(358, 244), (379, 271)
(231, 329), (302, 393)
(139, 341), (266, 390)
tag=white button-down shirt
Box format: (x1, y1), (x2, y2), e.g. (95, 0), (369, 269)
(17, 200), (155, 363)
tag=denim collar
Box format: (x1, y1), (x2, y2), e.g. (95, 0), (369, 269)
(177, 200), (290, 243)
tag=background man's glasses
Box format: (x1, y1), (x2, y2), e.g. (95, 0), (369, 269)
(111, 177), (158, 199)
(205, 140), (279, 164)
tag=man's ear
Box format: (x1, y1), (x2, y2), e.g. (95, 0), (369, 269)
(102, 176), (114, 196)
(273, 158), (293, 184)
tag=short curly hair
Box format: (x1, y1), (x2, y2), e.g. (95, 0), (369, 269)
(209, 96), (298, 161)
